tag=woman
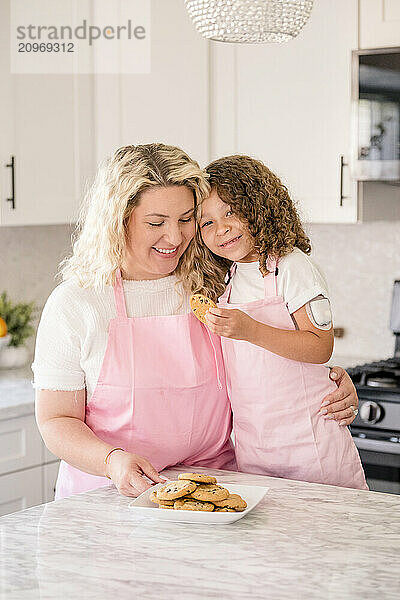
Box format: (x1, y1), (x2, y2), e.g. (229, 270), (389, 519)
(33, 143), (359, 499)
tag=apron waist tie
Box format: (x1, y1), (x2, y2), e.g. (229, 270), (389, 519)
(206, 328), (223, 391)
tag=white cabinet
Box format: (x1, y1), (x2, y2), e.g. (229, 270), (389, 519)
(0, 0), (94, 226)
(0, 413), (43, 475)
(209, 44), (237, 161)
(94, 0), (210, 169)
(0, 0), (209, 226)
(0, 463), (59, 517)
(0, 412), (59, 516)
(0, 465), (43, 517)
(359, 0), (400, 49)
(214, 0), (358, 223)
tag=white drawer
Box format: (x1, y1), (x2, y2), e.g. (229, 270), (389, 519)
(0, 465), (43, 517)
(0, 414), (43, 476)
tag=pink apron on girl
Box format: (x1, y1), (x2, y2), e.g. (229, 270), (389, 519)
(55, 269), (235, 499)
(218, 258), (367, 489)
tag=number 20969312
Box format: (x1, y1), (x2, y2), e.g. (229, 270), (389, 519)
(18, 42), (74, 52)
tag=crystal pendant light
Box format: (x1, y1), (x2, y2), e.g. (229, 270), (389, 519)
(184, 0), (314, 44)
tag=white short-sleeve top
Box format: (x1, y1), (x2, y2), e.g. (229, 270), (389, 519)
(32, 275), (190, 400)
(228, 248), (330, 314)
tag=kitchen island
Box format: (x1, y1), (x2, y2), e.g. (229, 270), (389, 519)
(1, 466), (399, 599)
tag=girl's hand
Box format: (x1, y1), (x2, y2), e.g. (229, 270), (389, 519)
(205, 307), (255, 341)
(319, 366), (359, 426)
(107, 450), (166, 497)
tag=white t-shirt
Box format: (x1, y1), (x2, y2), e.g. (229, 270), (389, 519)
(228, 248), (330, 314)
(32, 275), (190, 399)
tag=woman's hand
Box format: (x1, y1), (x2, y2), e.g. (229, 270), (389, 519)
(319, 366), (359, 426)
(205, 307), (255, 341)
(107, 450), (166, 497)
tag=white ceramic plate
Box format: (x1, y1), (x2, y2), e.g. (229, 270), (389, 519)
(129, 483), (269, 524)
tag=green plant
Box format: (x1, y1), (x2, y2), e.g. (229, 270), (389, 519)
(0, 292), (36, 347)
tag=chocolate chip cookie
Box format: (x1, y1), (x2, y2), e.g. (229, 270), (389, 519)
(213, 494), (247, 512)
(149, 490), (174, 506)
(190, 483), (229, 502)
(178, 473), (217, 484)
(156, 480), (197, 501)
(174, 498), (215, 512)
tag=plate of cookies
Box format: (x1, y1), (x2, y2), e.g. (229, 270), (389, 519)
(129, 473), (269, 524)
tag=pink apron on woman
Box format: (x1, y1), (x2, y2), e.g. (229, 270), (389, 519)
(55, 269), (235, 499)
(218, 258), (367, 489)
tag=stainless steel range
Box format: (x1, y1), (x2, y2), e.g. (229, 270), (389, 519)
(348, 280), (400, 494)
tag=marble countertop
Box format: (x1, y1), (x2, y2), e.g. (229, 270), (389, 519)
(0, 366), (34, 420)
(0, 466), (399, 599)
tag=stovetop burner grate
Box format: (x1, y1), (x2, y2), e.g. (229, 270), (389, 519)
(347, 358), (400, 391)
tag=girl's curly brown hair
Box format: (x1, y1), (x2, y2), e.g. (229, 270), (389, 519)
(190, 155), (311, 301)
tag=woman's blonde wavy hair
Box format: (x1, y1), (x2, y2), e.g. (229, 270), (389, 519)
(59, 143), (210, 291)
(189, 154), (312, 302)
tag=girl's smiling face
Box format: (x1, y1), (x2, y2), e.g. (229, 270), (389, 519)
(200, 189), (258, 263)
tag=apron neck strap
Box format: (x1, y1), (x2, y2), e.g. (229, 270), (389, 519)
(264, 256), (279, 297)
(114, 269), (128, 318)
(220, 263), (237, 303)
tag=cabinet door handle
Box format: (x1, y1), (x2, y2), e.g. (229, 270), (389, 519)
(339, 154), (348, 207)
(6, 155), (16, 210)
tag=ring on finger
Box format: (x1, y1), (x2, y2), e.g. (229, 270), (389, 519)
(350, 405), (358, 417)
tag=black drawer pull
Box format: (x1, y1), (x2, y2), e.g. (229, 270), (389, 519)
(6, 155), (16, 210)
(339, 155), (348, 207)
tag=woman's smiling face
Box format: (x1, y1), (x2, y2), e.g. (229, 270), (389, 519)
(123, 185), (196, 280)
(199, 189), (257, 263)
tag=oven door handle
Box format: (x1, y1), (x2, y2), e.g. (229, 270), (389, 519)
(354, 437), (400, 454)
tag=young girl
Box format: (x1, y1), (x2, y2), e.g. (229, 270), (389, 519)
(195, 154), (367, 489)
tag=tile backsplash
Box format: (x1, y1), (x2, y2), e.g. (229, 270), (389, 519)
(1, 221), (399, 364)
(0, 225), (74, 358)
(307, 222), (400, 360)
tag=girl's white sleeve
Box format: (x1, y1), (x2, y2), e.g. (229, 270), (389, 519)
(277, 250), (330, 315)
(31, 285), (85, 391)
